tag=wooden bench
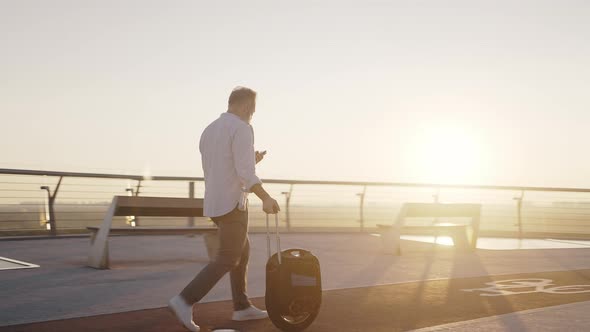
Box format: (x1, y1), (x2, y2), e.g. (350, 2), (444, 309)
(87, 196), (217, 269)
(377, 203), (481, 255)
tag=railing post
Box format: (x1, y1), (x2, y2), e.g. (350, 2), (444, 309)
(188, 181), (195, 227)
(357, 185), (367, 232)
(433, 187), (440, 203)
(432, 187), (440, 242)
(514, 190), (525, 239)
(281, 184), (293, 232)
(433, 186), (441, 226)
(125, 188), (137, 227)
(40, 187), (54, 235)
(134, 180), (142, 226)
(39, 176), (62, 236)
(135, 180), (142, 196)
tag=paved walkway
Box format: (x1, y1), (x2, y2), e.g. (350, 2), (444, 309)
(1, 233), (589, 331)
(409, 301), (590, 332)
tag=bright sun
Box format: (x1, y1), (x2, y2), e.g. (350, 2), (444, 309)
(409, 125), (484, 185)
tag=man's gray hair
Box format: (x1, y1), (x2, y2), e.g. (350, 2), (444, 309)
(228, 86), (257, 106)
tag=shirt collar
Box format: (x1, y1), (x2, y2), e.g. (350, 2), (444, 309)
(222, 112), (249, 124)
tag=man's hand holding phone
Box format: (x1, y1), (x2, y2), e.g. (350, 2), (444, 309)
(255, 150), (267, 164)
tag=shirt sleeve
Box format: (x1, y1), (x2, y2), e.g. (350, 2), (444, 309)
(232, 124), (262, 191)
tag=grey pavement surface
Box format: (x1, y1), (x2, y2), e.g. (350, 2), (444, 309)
(1, 233), (589, 328)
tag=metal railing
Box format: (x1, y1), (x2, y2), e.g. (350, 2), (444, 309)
(1, 168), (590, 239)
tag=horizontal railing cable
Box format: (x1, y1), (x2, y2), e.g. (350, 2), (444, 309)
(1, 168), (589, 238)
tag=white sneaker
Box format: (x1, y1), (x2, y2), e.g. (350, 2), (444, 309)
(168, 295), (200, 332)
(232, 305), (269, 321)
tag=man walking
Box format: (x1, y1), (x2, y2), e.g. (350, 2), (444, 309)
(169, 86), (280, 331)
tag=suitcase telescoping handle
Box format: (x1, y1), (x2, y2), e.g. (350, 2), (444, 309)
(265, 214), (282, 264)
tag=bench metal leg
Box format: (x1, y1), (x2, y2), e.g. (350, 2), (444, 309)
(379, 226), (401, 255)
(450, 228), (470, 251)
(88, 197), (118, 269)
(470, 216), (480, 249)
(90, 230), (97, 244)
(439, 226), (474, 252)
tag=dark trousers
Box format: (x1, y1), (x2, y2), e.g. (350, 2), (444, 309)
(180, 206), (252, 310)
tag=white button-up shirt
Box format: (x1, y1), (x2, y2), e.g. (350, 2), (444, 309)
(199, 112), (262, 217)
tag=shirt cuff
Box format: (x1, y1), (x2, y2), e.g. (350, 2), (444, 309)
(244, 176), (262, 192)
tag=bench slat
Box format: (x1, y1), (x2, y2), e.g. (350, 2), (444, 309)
(115, 206), (204, 217)
(112, 196), (204, 217)
(87, 226), (216, 236)
(378, 224), (467, 230)
(403, 203), (481, 218)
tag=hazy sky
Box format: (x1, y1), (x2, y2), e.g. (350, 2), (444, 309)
(1, 0), (589, 188)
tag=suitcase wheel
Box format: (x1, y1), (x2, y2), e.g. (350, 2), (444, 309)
(267, 296), (320, 332)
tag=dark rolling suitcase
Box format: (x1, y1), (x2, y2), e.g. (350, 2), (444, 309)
(265, 214), (322, 332)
